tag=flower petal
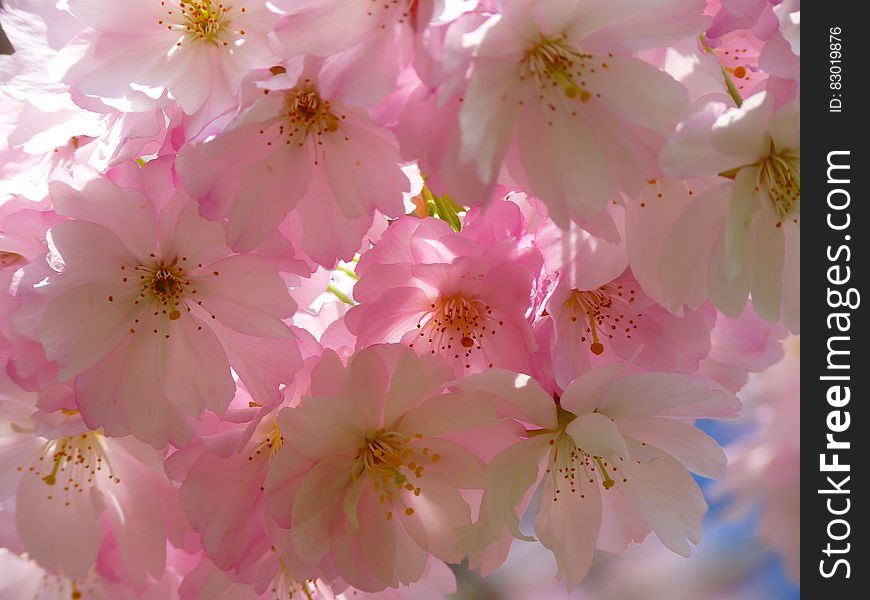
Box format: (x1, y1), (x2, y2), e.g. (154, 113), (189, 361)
(451, 369), (557, 428)
(565, 412), (628, 460)
(617, 440), (706, 556)
(534, 474), (601, 588)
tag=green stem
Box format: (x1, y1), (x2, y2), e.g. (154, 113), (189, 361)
(699, 35), (743, 107)
(421, 186), (463, 232)
(721, 66), (744, 107)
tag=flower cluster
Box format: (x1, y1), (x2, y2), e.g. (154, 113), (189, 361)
(1, 0), (798, 597)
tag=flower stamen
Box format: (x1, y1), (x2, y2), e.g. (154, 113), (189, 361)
(411, 293), (503, 369)
(133, 257), (196, 320)
(524, 37), (594, 102)
(758, 146), (800, 225)
(563, 284), (638, 356)
(20, 432), (119, 506)
(161, 0), (244, 47)
(351, 430), (431, 519)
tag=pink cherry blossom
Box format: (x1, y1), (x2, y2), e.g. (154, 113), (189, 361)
(272, 0), (451, 108)
(706, 0), (780, 41)
(0, 0), (801, 595)
(658, 91), (799, 332)
(0, 387), (189, 585)
(174, 416), (284, 574)
(698, 302), (787, 392)
(177, 60), (410, 268)
(0, 200), (64, 387)
(450, 0), (703, 224)
(1, 0), (176, 201)
(60, 0), (281, 118)
(512, 191), (717, 387)
(345, 214), (540, 375)
(542, 269), (716, 389)
(9, 162), (303, 448)
(265, 344), (501, 592)
(387, 10), (497, 207)
(456, 366), (739, 587)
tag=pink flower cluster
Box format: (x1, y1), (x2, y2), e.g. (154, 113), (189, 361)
(1, 0), (798, 597)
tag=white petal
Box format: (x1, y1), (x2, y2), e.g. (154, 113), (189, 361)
(617, 417), (726, 478)
(618, 441), (706, 556)
(565, 412), (628, 460)
(710, 91), (773, 161)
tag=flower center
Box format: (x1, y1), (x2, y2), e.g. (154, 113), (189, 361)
(282, 82), (338, 137)
(287, 86), (340, 134)
(352, 430), (437, 520)
(248, 423), (285, 462)
(160, 0), (247, 48)
(562, 283), (638, 356)
(133, 256), (196, 320)
(18, 432), (119, 506)
(410, 294), (504, 369)
(545, 429), (627, 502)
(523, 36), (597, 101)
(268, 572), (325, 600)
(758, 147), (800, 225)
(260, 84), (344, 152)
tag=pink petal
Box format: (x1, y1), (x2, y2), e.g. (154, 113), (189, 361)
(227, 143), (311, 252)
(658, 184), (730, 310)
(322, 115), (408, 219)
(452, 369), (558, 428)
(278, 397), (364, 461)
(46, 220), (138, 279)
(156, 314), (235, 417)
(41, 282), (138, 381)
(195, 254), (297, 337)
(460, 60), (528, 183)
(394, 391), (503, 439)
(264, 446), (314, 529)
(49, 179), (157, 260)
(179, 452), (266, 561)
(749, 197), (786, 323)
(122, 331), (193, 448)
(723, 168), (761, 279)
(399, 473), (473, 563)
(383, 348), (453, 426)
(290, 456), (352, 565)
(586, 55), (689, 135)
(534, 474), (601, 588)
(15, 472), (102, 579)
